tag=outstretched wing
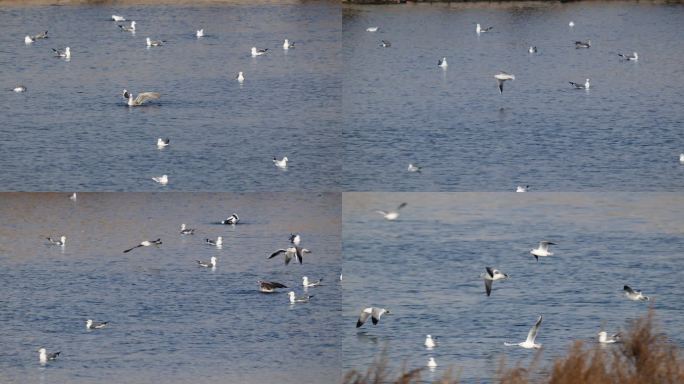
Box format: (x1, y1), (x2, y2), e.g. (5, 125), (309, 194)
(268, 249), (287, 259)
(526, 315), (543, 343)
(356, 308), (372, 328)
(484, 278), (493, 297)
(134, 92), (160, 105)
(397, 202), (407, 210)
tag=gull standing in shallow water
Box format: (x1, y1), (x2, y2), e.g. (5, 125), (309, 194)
(273, 156), (288, 169)
(495, 72), (515, 94)
(123, 239), (162, 253)
(375, 202), (407, 221)
(624, 285), (649, 301)
(356, 307), (390, 328)
(504, 315), (543, 349)
(197, 256), (217, 268)
(598, 331), (621, 344)
(152, 175), (168, 185)
(481, 267), (508, 297)
(47, 236), (66, 247)
(569, 79), (591, 89)
(531, 241), (555, 261)
(258, 281), (287, 293)
(123, 89), (160, 106)
(86, 319), (108, 330)
(38, 348), (60, 364)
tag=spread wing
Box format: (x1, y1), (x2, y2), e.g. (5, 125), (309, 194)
(484, 278), (493, 296)
(268, 249), (287, 259)
(397, 202), (407, 210)
(134, 92), (160, 105)
(526, 315), (543, 343)
(356, 308), (372, 328)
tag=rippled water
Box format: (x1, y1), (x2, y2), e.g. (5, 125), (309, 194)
(0, 2), (340, 191)
(342, 193), (684, 382)
(342, 3), (684, 191)
(0, 193), (341, 383)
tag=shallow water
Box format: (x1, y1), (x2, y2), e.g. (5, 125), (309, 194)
(0, 2), (340, 191)
(342, 193), (684, 382)
(0, 192), (341, 383)
(342, 3), (684, 191)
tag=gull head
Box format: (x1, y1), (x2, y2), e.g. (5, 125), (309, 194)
(146, 37), (151, 46)
(251, 47), (257, 55)
(216, 236), (223, 245)
(60, 236), (66, 244)
(585, 78), (591, 88)
(303, 276), (309, 284)
(131, 21), (136, 29)
(86, 319), (92, 328)
(180, 223), (186, 230)
(633, 52), (638, 59)
(210, 256), (217, 265)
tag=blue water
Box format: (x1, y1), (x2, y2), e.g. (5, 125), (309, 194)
(0, 192), (341, 383)
(0, 2), (340, 191)
(342, 193), (684, 382)
(342, 3), (684, 191)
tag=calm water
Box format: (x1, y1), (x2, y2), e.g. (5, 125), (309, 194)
(342, 3), (684, 191)
(0, 193), (341, 383)
(0, 2), (340, 191)
(342, 193), (684, 382)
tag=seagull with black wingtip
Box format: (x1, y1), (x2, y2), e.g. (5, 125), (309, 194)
(123, 238), (162, 253)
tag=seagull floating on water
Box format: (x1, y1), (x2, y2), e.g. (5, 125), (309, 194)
(12, 85), (27, 92)
(569, 21), (575, 27)
(376, 202), (407, 221)
(476, 23), (493, 34)
(380, 40), (391, 48)
(516, 185), (529, 193)
(356, 307), (390, 328)
(123, 89), (160, 106)
(86, 319), (108, 330)
(505, 315), (543, 349)
(146, 37), (164, 47)
(179, 223), (195, 235)
(624, 285), (649, 301)
(222, 213), (239, 225)
(482, 267), (508, 297)
(258, 280), (287, 293)
(679, 154), (684, 163)
(408, 163), (422, 173)
(438, 57), (448, 68)
(112, 15), (126, 22)
(152, 175), (168, 185)
(118, 21), (136, 32)
(251, 47), (268, 56)
(283, 39), (295, 49)
(236, 71), (244, 83)
(205, 236), (223, 247)
(427, 357), (437, 369)
(47, 236), (66, 246)
(38, 348), (60, 364)
(575, 40), (591, 48)
(123, 239), (162, 253)
(53, 47), (71, 59)
(598, 331), (621, 344)
(196, 29), (204, 38)
(273, 156), (288, 169)
(366, 27), (378, 32)
(618, 52), (638, 61)
(529, 46), (537, 53)
(197, 256), (217, 268)
(157, 138), (169, 148)
(569, 79), (590, 89)
(25, 35), (35, 44)
(302, 276), (323, 287)
(288, 291), (312, 303)
(425, 335), (437, 349)
(531, 241), (555, 261)
(495, 72), (515, 94)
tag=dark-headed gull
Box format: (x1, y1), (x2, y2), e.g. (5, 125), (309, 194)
(356, 307), (390, 328)
(123, 239), (161, 253)
(504, 315), (543, 349)
(624, 285), (649, 301)
(531, 241), (555, 261)
(375, 202), (407, 221)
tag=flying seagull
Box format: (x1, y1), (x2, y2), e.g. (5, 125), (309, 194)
(504, 315), (543, 349)
(123, 239), (162, 253)
(356, 307), (390, 328)
(530, 241), (555, 261)
(624, 285), (649, 301)
(375, 202), (407, 221)
(495, 72), (515, 94)
(258, 280), (287, 293)
(269, 245), (310, 265)
(122, 89), (160, 106)
(86, 319), (108, 330)
(482, 267), (508, 297)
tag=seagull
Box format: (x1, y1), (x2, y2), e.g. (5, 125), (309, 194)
(288, 291), (312, 303)
(569, 79), (590, 89)
(504, 315), (543, 349)
(481, 267), (508, 297)
(476, 24), (493, 34)
(34, 31), (48, 39)
(495, 72), (515, 94)
(38, 348), (60, 364)
(179, 223), (195, 235)
(438, 57), (448, 68)
(251, 47), (268, 56)
(53, 47), (71, 59)
(258, 280), (287, 293)
(12, 85), (27, 92)
(283, 39), (295, 49)
(112, 15), (126, 22)
(118, 21), (136, 32)
(47, 236), (66, 246)
(408, 164), (422, 173)
(289, 233), (301, 246)
(146, 37), (164, 47)
(197, 256), (217, 268)
(221, 213), (239, 225)
(529, 46), (537, 53)
(598, 331), (621, 344)
(575, 40), (591, 48)
(69, 193), (77, 201)
(366, 27), (379, 32)
(157, 138), (170, 148)
(302, 276), (323, 287)
(205, 236), (223, 247)
(123, 89), (160, 106)
(380, 40), (391, 48)
(618, 52), (638, 61)
(624, 285), (649, 301)
(196, 29), (204, 38)
(273, 156), (288, 169)
(152, 175), (168, 185)
(569, 21), (575, 27)
(375, 202), (407, 221)
(680, 154), (684, 163)
(356, 307), (390, 328)
(24, 35), (35, 44)
(123, 239), (162, 253)
(516, 185), (529, 193)
(425, 335), (437, 349)
(269, 246), (310, 265)
(236, 71), (245, 83)
(86, 319), (108, 330)
(427, 357), (437, 369)
(530, 241), (555, 261)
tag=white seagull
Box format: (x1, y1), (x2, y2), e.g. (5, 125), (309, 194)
(427, 357), (437, 369)
(197, 256), (217, 268)
(504, 315), (543, 349)
(476, 23), (493, 34)
(86, 319), (108, 330)
(25, 35), (35, 44)
(598, 331), (621, 344)
(123, 89), (160, 106)
(366, 27), (378, 32)
(375, 202), (407, 221)
(236, 71), (245, 83)
(679, 153), (684, 163)
(251, 47), (268, 56)
(618, 52), (638, 61)
(152, 175), (168, 185)
(157, 138), (169, 148)
(38, 348), (60, 365)
(205, 236), (223, 247)
(302, 276), (323, 287)
(269, 246), (310, 265)
(482, 267), (508, 297)
(495, 72), (515, 94)
(273, 156), (289, 169)
(69, 193), (77, 201)
(624, 285), (649, 301)
(222, 213), (240, 225)
(408, 163), (422, 173)
(179, 223), (195, 235)
(288, 291), (312, 303)
(569, 21), (575, 27)
(569, 79), (591, 89)
(438, 57), (448, 68)
(289, 233), (301, 246)
(356, 307), (390, 328)
(112, 15), (126, 22)
(118, 21), (136, 32)
(123, 238), (162, 253)
(53, 47), (71, 59)
(12, 85), (27, 92)
(425, 335), (436, 349)
(529, 46), (537, 53)
(196, 29), (204, 38)
(283, 39), (295, 49)
(146, 37), (164, 47)
(516, 185), (529, 193)
(530, 241), (555, 261)
(47, 236), (66, 247)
